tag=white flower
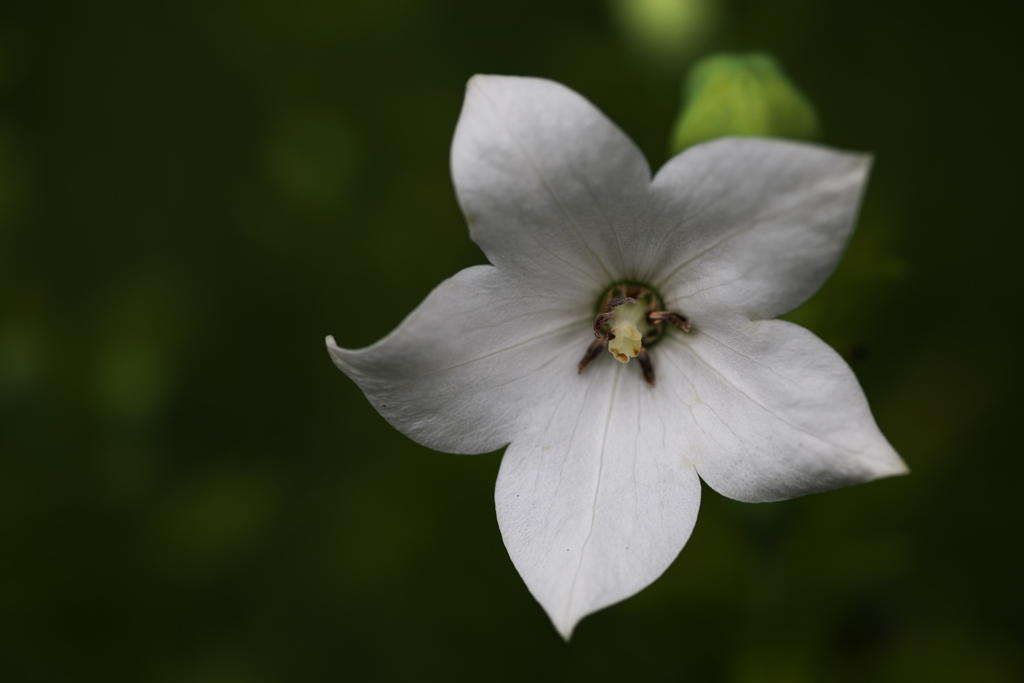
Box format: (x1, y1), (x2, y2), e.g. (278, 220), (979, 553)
(326, 75), (907, 639)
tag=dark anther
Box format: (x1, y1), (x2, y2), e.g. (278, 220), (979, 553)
(592, 312), (613, 338)
(637, 349), (655, 386)
(577, 338), (607, 374)
(649, 311), (692, 333)
(606, 296), (637, 309)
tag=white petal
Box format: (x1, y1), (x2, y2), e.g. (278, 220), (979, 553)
(652, 317), (907, 503)
(327, 265), (593, 454)
(640, 138), (870, 320)
(496, 361), (701, 639)
(451, 75), (651, 292)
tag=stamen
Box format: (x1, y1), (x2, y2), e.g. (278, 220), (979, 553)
(577, 338), (606, 374)
(648, 311), (692, 333)
(637, 349), (655, 386)
(606, 296), (637, 308)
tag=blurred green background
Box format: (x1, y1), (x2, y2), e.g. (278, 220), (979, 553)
(1, 0), (1022, 681)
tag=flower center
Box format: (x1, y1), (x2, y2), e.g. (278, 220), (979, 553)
(577, 282), (692, 386)
(604, 298), (654, 363)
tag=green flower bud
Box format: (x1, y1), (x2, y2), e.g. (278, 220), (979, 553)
(670, 52), (820, 154)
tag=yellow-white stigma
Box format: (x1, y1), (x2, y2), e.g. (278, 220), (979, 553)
(609, 323), (642, 362)
(607, 301), (649, 363)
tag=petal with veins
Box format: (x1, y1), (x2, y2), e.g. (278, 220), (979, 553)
(640, 137), (871, 320)
(452, 75), (651, 290)
(327, 265), (590, 455)
(653, 316), (906, 503)
(496, 361), (701, 639)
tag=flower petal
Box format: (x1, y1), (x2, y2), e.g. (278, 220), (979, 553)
(495, 361), (701, 639)
(451, 75), (652, 292)
(640, 137), (870, 320)
(327, 265), (591, 454)
(652, 316), (907, 503)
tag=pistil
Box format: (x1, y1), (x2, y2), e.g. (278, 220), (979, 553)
(577, 283), (693, 385)
(606, 300), (649, 363)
